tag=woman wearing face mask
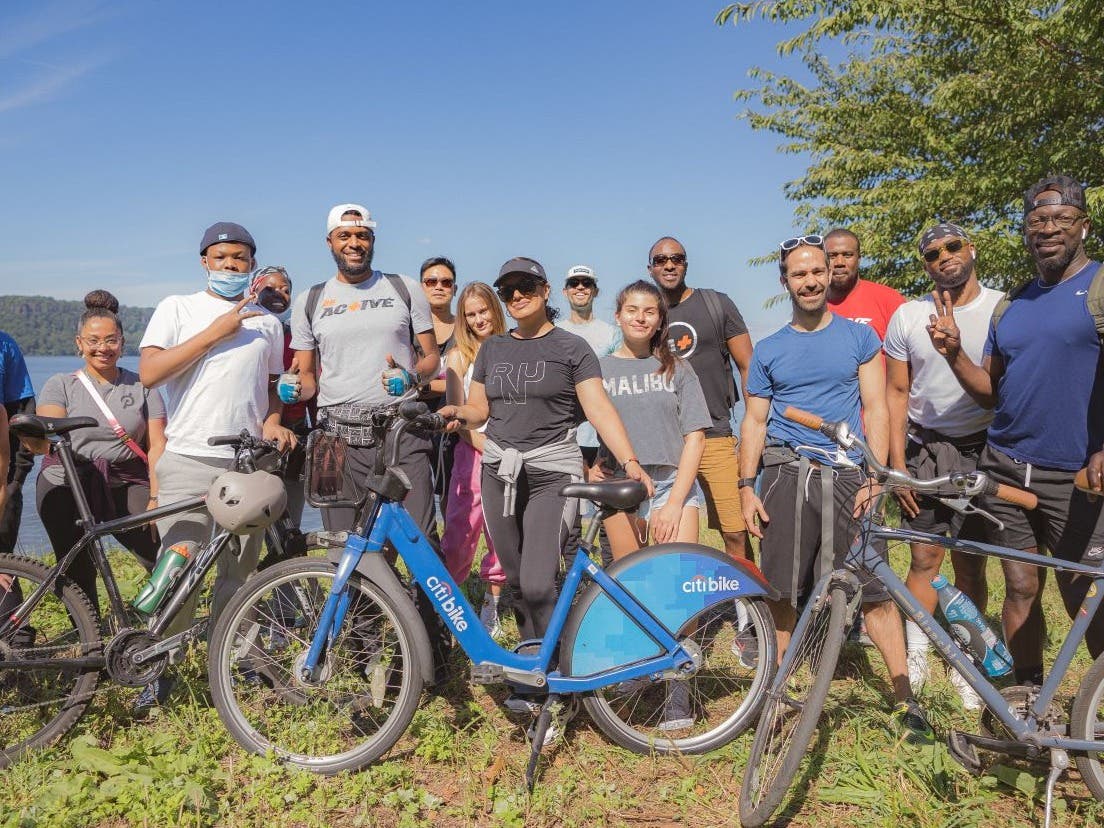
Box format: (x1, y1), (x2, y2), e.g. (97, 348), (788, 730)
(27, 291), (166, 606)
(441, 257), (652, 722)
(441, 282), (508, 637)
(596, 280), (709, 558)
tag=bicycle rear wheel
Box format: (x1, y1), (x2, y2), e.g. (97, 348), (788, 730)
(207, 556), (426, 774)
(573, 596), (776, 754)
(739, 577), (850, 827)
(1070, 650), (1104, 801)
(0, 554), (102, 768)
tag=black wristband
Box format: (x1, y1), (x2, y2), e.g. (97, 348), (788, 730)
(738, 477), (757, 489)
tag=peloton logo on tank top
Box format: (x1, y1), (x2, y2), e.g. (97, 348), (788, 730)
(666, 321), (698, 358)
(487, 361), (546, 404)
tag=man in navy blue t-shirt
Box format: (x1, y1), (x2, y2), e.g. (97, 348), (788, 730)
(932, 174), (1104, 679)
(739, 237), (929, 737)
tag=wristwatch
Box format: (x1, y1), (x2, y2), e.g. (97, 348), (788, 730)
(738, 477), (757, 489)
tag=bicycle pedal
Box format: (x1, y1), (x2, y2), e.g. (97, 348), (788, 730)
(947, 730), (984, 776)
(469, 663), (505, 684)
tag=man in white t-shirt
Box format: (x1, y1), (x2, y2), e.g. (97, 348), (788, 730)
(884, 221), (1002, 709)
(137, 221), (294, 708)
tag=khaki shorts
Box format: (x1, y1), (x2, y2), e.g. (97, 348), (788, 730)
(697, 434), (746, 534)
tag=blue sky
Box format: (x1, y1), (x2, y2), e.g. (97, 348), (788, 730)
(0, 0), (815, 341)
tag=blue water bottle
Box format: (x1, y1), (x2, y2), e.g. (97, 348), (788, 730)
(932, 574), (1013, 678)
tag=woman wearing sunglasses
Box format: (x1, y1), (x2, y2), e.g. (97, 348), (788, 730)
(441, 257), (652, 720)
(28, 290), (166, 606)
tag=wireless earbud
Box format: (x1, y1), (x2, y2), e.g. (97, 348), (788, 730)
(1083, 227), (1089, 240)
(971, 250), (977, 260)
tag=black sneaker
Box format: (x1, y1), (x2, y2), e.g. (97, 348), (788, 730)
(892, 696), (934, 745)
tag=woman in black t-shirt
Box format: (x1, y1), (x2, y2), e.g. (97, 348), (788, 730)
(442, 258), (651, 653)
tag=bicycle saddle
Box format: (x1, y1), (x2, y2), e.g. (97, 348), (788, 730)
(9, 413), (98, 439)
(559, 479), (648, 511)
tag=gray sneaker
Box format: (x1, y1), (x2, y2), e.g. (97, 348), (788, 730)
(658, 681), (694, 731)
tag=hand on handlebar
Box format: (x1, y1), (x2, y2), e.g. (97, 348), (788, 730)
(925, 290), (963, 361)
(889, 464), (922, 518)
(262, 421), (298, 452)
(853, 478), (883, 519)
(435, 405), (465, 434)
(740, 486), (769, 540)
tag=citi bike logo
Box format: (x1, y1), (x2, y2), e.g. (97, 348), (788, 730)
(426, 576), (469, 632)
(682, 574), (742, 594)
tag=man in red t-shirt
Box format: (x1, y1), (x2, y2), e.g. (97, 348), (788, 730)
(825, 229), (905, 341)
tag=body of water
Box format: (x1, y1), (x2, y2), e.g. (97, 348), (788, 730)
(10, 355), (322, 555)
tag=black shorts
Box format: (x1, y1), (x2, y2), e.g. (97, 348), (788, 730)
(759, 461), (889, 604)
(979, 444), (1104, 565)
(902, 433), (988, 540)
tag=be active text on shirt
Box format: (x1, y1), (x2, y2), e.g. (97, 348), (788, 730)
(603, 371), (675, 397)
(317, 296), (399, 318)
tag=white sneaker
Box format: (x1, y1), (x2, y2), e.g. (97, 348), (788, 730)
(949, 667), (982, 711)
(479, 599), (502, 640)
(907, 648), (931, 693)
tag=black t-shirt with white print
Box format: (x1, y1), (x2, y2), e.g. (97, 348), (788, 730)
(472, 327), (601, 452)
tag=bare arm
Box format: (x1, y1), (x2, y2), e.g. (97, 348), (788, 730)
(727, 332), (753, 400)
(412, 331), (440, 383)
(738, 394), (771, 538)
(445, 350), (478, 448)
(858, 354), (889, 466)
(294, 349), (318, 402)
(139, 294), (262, 388)
(262, 379), (296, 451)
(885, 356), (912, 470)
(447, 380), (489, 432)
(146, 417), (166, 501)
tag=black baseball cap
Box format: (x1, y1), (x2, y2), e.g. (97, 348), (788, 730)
(200, 221), (257, 255)
(1023, 175), (1088, 215)
(494, 256), (547, 287)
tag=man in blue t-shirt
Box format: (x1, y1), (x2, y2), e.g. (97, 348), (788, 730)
(0, 331), (35, 554)
(738, 237), (928, 737)
(932, 174), (1104, 679)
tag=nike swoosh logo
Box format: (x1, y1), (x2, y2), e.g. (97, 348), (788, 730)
(1076, 290), (1088, 295)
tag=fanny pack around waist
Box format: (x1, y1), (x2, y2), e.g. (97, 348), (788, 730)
(319, 403), (378, 448)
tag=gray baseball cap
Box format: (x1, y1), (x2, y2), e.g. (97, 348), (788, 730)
(495, 257), (547, 287)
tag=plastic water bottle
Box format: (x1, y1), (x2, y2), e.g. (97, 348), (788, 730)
(932, 574), (1013, 677)
(133, 544), (192, 615)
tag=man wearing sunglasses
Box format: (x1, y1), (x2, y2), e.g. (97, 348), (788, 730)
(648, 237), (753, 561)
(933, 175), (1104, 675)
(824, 229), (905, 341)
(883, 223), (1002, 709)
(739, 235), (929, 738)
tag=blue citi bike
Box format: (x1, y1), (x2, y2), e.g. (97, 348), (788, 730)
(739, 407), (1104, 828)
(207, 398), (780, 779)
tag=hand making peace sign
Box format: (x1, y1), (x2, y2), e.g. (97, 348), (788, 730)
(925, 289), (962, 361)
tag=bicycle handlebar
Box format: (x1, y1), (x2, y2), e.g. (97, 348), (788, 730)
(780, 406), (1038, 510)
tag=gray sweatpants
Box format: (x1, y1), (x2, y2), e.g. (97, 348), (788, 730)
(154, 450), (263, 640)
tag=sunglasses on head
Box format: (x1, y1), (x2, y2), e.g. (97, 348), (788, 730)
(566, 277), (596, 289)
(778, 234), (824, 252)
(921, 238), (966, 263)
(650, 253), (687, 267)
(496, 274), (545, 302)
(422, 276), (455, 288)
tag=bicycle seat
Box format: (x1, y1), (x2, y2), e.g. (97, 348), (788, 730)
(9, 413), (98, 439)
(559, 479), (648, 511)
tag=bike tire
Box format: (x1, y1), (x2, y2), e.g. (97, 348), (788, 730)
(1070, 649), (1104, 801)
(738, 580), (849, 827)
(573, 596), (777, 754)
(0, 554), (102, 768)
(207, 556), (427, 774)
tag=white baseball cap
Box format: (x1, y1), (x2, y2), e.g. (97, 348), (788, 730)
(565, 265), (596, 282)
(326, 203), (377, 235)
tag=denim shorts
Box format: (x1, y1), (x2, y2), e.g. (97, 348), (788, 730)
(637, 464), (705, 522)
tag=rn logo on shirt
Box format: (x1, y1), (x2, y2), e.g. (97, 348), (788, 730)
(667, 321), (698, 358)
(318, 297), (396, 319)
(488, 361), (546, 404)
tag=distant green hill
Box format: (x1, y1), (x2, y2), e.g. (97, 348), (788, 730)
(0, 295), (154, 356)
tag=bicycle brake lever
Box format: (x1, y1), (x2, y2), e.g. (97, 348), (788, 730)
(940, 497), (1006, 531)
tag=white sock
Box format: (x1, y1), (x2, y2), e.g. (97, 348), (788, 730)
(906, 619), (929, 653)
(735, 599), (750, 632)
(485, 593), (499, 608)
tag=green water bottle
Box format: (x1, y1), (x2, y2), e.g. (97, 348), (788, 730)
(133, 543), (192, 615)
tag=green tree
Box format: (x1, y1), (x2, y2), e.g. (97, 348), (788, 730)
(717, 0), (1104, 295)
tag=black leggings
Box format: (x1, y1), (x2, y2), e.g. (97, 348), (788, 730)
(36, 474), (158, 607)
(481, 465), (572, 641)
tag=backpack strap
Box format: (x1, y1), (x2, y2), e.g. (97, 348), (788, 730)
(1087, 265), (1104, 341)
(304, 280), (327, 331)
(989, 280), (1033, 338)
(382, 272), (418, 353)
(696, 287), (737, 406)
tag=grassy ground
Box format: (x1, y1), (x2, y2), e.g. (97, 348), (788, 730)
(5, 530), (1104, 827)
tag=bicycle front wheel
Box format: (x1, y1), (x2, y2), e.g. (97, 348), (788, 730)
(739, 578), (850, 827)
(1070, 649), (1104, 801)
(207, 556), (427, 774)
(576, 596), (777, 754)
(0, 554), (102, 768)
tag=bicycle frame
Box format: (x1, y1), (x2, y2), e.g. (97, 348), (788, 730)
(849, 518), (1104, 754)
(302, 496), (709, 694)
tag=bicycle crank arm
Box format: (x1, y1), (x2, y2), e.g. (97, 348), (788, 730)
(131, 621), (209, 664)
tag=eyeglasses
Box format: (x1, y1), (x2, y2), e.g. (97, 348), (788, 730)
(80, 336), (122, 349)
(650, 254), (687, 267)
(1025, 212), (1086, 231)
(565, 278), (596, 289)
(496, 275), (544, 303)
(422, 276), (455, 288)
(779, 234), (824, 252)
(921, 238), (967, 263)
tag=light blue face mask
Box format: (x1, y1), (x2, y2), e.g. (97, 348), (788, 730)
(207, 269), (253, 299)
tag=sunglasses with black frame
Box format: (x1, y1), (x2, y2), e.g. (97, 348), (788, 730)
(565, 277), (597, 289)
(496, 274), (546, 303)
